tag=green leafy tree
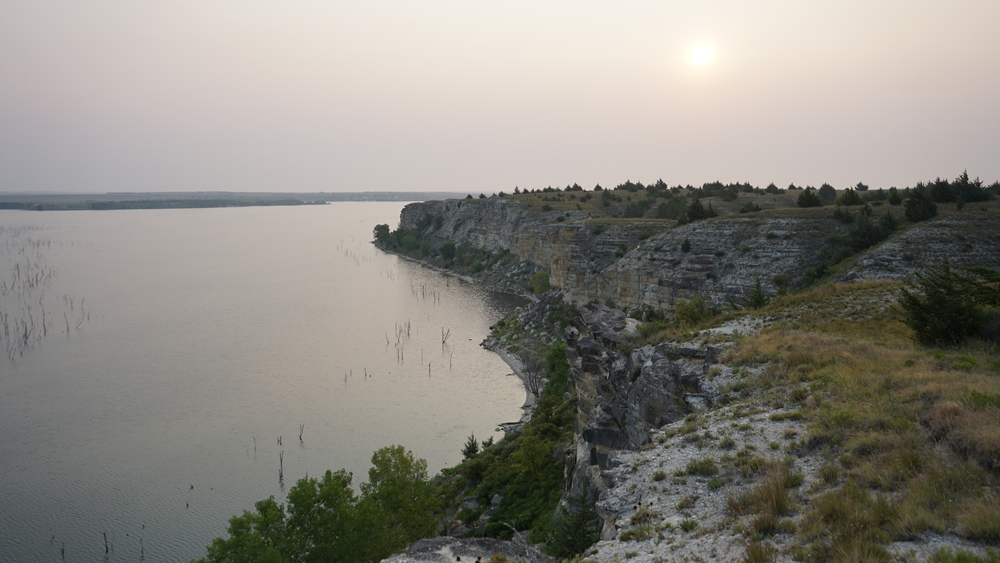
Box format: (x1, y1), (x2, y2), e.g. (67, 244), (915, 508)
(359, 446), (441, 558)
(196, 447), (440, 563)
(196, 498), (290, 563)
(510, 433), (550, 475)
(285, 470), (363, 563)
(373, 224), (390, 244)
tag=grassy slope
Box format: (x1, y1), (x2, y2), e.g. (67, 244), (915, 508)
(708, 281), (998, 560)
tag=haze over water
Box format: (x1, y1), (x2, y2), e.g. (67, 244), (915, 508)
(0, 202), (526, 562)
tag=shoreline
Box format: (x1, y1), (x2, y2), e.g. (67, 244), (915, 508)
(376, 243), (540, 429)
(481, 337), (537, 430)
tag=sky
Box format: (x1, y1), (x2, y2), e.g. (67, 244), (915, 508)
(2, 1), (999, 194)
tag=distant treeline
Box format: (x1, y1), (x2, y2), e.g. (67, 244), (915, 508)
(506, 171), (1000, 202)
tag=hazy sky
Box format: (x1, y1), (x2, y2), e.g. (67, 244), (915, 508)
(2, 1), (998, 193)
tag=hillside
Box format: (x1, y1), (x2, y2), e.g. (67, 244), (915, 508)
(194, 178), (1000, 563)
(375, 179), (1000, 563)
(386, 182), (1000, 311)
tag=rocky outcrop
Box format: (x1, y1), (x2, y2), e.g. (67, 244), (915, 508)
(397, 198), (1000, 317)
(380, 537), (552, 563)
(560, 305), (725, 514)
(398, 198), (670, 297)
(582, 211), (844, 310)
(841, 212), (1000, 282)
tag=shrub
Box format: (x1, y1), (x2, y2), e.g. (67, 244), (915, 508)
(838, 188), (865, 206)
(797, 188), (824, 208)
(687, 198), (717, 221)
(905, 189), (938, 222)
(818, 183), (837, 202)
(846, 204), (893, 251)
(888, 188), (903, 205)
(674, 295), (713, 327)
(899, 260), (998, 346)
(440, 242), (456, 261)
(744, 278), (771, 310)
(685, 457), (719, 476)
(832, 205), (854, 224)
(530, 271), (551, 294)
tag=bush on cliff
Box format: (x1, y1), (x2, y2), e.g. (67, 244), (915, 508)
(545, 485), (601, 557)
(531, 271), (551, 294)
(436, 343), (574, 549)
(837, 188), (865, 206)
(674, 295), (714, 327)
(797, 188), (824, 208)
(900, 261), (1000, 346)
(904, 189), (938, 222)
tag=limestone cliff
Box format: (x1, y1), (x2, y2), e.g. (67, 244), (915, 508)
(396, 198), (1000, 313)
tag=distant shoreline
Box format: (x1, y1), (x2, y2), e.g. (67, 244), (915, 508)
(0, 191), (468, 211)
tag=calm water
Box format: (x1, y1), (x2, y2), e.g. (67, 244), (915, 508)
(0, 203), (526, 563)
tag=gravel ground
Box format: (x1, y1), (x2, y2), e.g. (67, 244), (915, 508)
(584, 340), (995, 563)
(588, 378), (812, 563)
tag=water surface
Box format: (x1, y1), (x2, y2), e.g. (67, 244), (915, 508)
(0, 203), (525, 562)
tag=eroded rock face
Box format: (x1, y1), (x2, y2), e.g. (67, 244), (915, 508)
(396, 200), (855, 314)
(841, 214), (1000, 282)
(398, 199), (670, 298)
(562, 306), (723, 512)
(399, 199), (1000, 318)
(587, 214), (845, 310)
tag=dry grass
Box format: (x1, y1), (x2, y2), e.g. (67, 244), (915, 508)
(727, 459), (799, 540)
(724, 281), (1000, 557)
(960, 493), (1000, 542)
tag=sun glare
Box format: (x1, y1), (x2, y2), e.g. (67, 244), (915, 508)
(689, 44), (713, 67)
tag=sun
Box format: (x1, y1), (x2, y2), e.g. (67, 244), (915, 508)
(688, 44), (713, 67)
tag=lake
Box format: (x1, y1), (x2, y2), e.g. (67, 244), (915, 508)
(0, 203), (526, 563)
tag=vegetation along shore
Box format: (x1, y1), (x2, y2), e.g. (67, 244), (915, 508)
(198, 172), (1000, 563)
